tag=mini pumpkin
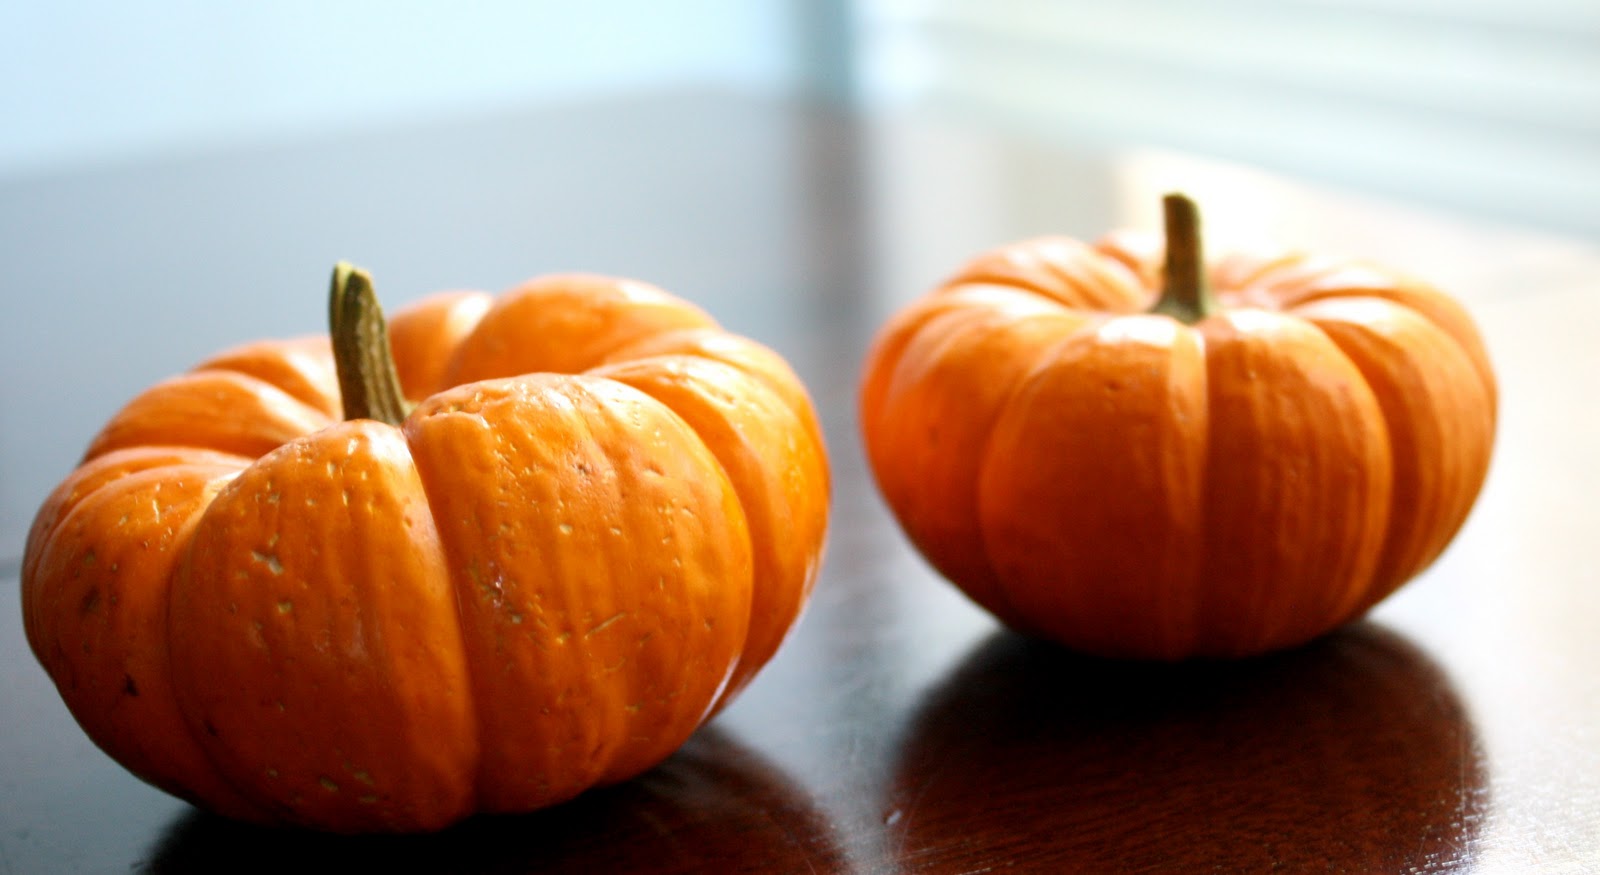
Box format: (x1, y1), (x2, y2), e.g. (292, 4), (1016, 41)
(23, 264), (830, 832)
(860, 194), (1495, 659)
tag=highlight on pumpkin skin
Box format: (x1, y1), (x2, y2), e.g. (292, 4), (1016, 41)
(860, 192), (1497, 660)
(21, 261), (830, 832)
(191, 337), (341, 417)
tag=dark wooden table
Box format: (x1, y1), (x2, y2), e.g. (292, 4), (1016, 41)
(2, 91), (1596, 874)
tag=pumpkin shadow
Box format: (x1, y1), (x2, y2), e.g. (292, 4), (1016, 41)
(885, 623), (1487, 873)
(141, 727), (846, 875)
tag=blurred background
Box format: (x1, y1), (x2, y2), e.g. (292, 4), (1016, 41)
(5, 0), (1597, 233)
(3, 0), (1598, 556)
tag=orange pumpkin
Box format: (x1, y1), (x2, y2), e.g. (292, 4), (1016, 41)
(22, 264), (830, 832)
(860, 194), (1495, 659)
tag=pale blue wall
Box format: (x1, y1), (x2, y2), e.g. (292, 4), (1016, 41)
(0, 0), (811, 177)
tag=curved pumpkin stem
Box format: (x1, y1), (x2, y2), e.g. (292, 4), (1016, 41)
(1149, 193), (1219, 325)
(329, 262), (411, 426)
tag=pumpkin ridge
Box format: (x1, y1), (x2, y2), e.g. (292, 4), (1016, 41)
(159, 471), (284, 824)
(936, 275), (1110, 313)
(84, 369), (333, 463)
(574, 377), (753, 781)
(192, 337), (340, 417)
(560, 375), (752, 787)
(1245, 258), (1495, 410)
(441, 276), (721, 386)
(1291, 310), (1415, 623)
(1194, 311), (1393, 655)
(939, 236), (1149, 312)
(602, 328), (829, 456)
(387, 291), (494, 401)
(402, 374), (753, 811)
(1283, 286), (1498, 420)
(376, 417), (490, 815)
(1293, 299), (1496, 615)
(395, 404), (503, 813)
(975, 316), (1209, 656)
(968, 335), (1066, 634)
(22, 446), (253, 592)
(954, 313), (1103, 631)
(571, 375), (754, 777)
(589, 353), (827, 713)
(172, 422), (478, 830)
(26, 460), (270, 822)
(861, 290), (1095, 629)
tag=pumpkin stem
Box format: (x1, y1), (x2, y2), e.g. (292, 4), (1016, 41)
(1149, 192), (1218, 325)
(329, 262), (411, 426)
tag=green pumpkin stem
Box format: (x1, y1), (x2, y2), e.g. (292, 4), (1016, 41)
(329, 262), (411, 426)
(1149, 193), (1218, 325)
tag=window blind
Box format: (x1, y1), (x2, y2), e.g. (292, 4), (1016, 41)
(854, 0), (1600, 235)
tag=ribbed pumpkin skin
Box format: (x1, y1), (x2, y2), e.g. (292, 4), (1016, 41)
(22, 274), (829, 832)
(860, 235), (1495, 660)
